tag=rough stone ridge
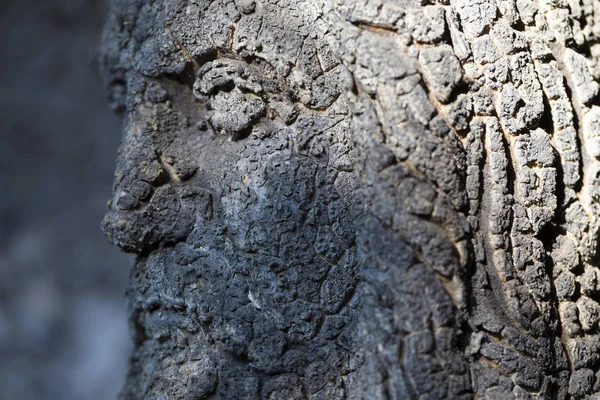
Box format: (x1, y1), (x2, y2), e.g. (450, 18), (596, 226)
(99, 0), (600, 398)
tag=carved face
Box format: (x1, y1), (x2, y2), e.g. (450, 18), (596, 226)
(100, 1), (368, 397)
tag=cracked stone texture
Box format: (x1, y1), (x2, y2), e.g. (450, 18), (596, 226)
(101, 0), (600, 398)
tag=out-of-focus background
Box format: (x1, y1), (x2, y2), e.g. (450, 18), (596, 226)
(0, 1), (132, 399)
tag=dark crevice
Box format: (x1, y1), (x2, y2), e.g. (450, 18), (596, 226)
(162, 48), (220, 89)
(512, 18), (526, 32)
(162, 59), (196, 88)
(230, 124), (255, 141)
(500, 135), (516, 222)
(539, 93), (554, 133)
(196, 48), (220, 69)
(562, 81), (585, 194)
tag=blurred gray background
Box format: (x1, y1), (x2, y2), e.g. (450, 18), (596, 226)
(0, 0), (132, 399)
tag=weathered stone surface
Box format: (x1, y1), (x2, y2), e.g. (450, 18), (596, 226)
(99, 0), (600, 397)
(419, 45), (463, 103)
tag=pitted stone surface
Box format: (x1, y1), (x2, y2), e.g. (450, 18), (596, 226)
(100, 0), (600, 398)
